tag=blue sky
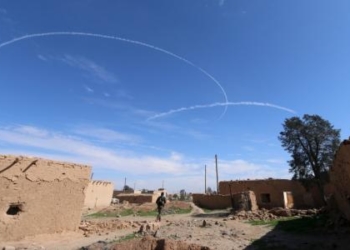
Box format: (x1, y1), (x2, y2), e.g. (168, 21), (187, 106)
(0, 0), (349, 193)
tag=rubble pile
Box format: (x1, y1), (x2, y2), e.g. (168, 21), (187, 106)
(229, 209), (278, 221)
(229, 208), (321, 221)
(138, 222), (161, 236)
(269, 207), (319, 217)
(79, 220), (141, 236)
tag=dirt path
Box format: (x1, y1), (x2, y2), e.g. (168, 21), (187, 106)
(0, 203), (271, 250)
(4, 202), (349, 250)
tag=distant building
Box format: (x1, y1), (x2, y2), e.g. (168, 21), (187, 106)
(115, 189), (167, 204)
(84, 180), (114, 209)
(219, 179), (318, 209)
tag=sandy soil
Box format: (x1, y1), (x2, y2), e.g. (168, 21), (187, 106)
(2, 202), (350, 250)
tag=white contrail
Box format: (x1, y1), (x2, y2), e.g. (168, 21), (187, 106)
(0, 31), (229, 118)
(147, 101), (296, 120)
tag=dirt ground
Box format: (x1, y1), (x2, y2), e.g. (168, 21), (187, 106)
(2, 201), (350, 250)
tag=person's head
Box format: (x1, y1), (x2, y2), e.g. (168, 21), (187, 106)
(161, 192), (164, 196)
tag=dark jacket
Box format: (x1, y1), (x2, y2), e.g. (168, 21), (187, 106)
(156, 195), (166, 207)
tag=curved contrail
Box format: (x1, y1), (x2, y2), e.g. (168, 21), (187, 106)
(147, 101), (296, 120)
(0, 31), (229, 118)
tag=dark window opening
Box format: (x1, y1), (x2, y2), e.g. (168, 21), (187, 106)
(261, 193), (271, 203)
(6, 204), (22, 215)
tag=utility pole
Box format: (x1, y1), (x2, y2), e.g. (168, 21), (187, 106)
(124, 177), (126, 192)
(205, 165), (207, 194)
(215, 154), (219, 194)
(162, 180), (164, 189)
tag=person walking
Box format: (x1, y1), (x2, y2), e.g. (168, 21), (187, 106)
(156, 192), (166, 222)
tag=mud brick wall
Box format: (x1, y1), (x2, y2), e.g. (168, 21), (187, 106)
(219, 179), (307, 209)
(232, 191), (258, 211)
(116, 194), (157, 204)
(84, 181), (114, 209)
(113, 190), (134, 197)
(330, 140), (350, 221)
(192, 194), (231, 209)
(0, 155), (91, 241)
(193, 191), (258, 210)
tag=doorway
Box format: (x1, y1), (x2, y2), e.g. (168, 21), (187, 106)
(283, 191), (294, 208)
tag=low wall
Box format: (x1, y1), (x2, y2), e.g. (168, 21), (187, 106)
(0, 155), (91, 241)
(84, 181), (114, 209)
(114, 190), (134, 197)
(116, 194), (157, 204)
(193, 191), (258, 210)
(192, 194), (231, 210)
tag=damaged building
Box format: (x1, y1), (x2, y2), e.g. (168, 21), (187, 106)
(0, 155), (91, 241)
(219, 179), (315, 209)
(194, 179), (321, 210)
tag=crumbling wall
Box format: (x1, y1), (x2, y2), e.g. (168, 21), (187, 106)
(84, 181), (114, 209)
(219, 179), (307, 209)
(192, 194), (231, 209)
(233, 191), (258, 211)
(0, 155), (91, 241)
(330, 139), (350, 221)
(192, 191), (258, 210)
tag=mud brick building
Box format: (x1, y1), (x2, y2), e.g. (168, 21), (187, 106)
(0, 155), (91, 241)
(84, 180), (114, 209)
(115, 189), (167, 204)
(219, 179), (308, 209)
(330, 139), (350, 221)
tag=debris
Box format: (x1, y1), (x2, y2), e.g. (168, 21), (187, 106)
(79, 220), (140, 235)
(138, 222), (160, 234)
(229, 208), (322, 221)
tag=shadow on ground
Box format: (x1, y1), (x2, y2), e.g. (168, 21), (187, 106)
(191, 211), (230, 218)
(244, 215), (350, 250)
